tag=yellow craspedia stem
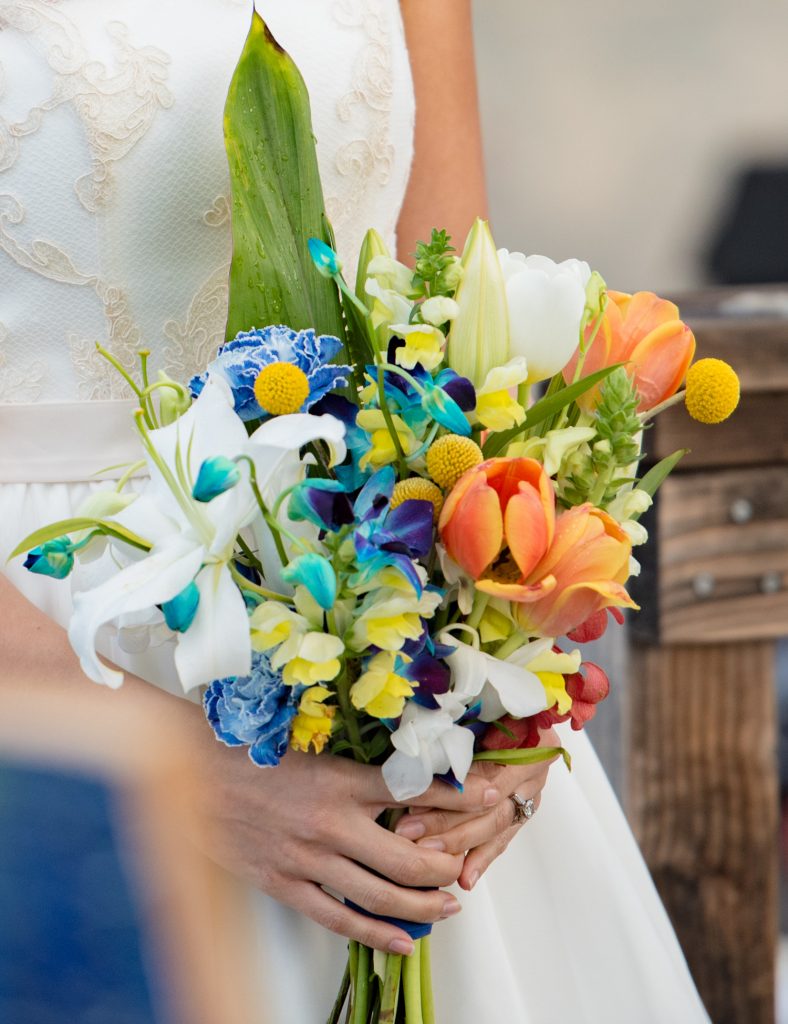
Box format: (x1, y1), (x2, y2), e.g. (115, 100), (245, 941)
(254, 361), (310, 416)
(391, 477), (444, 523)
(426, 434), (484, 491)
(684, 358), (740, 424)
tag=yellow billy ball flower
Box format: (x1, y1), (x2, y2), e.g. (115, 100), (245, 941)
(426, 434), (484, 491)
(254, 361), (310, 416)
(684, 358), (740, 424)
(390, 477), (444, 523)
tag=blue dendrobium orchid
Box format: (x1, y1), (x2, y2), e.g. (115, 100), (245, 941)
(307, 237), (342, 278)
(311, 393), (372, 491)
(281, 552), (337, 610)
(288, 478), (354, 533)
(204, 651), (302, 767)
(160, 580), (201, 632)
(350, 469), (434, 595)
(23, 536), (75, 579)
(192, 455), (241, 502)
(365, 360), (476, 437)
(403, 648), (452, 709)
(189, 324), (351, 422)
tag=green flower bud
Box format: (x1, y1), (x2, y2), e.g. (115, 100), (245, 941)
(446, 219), (510, 387)
(157, 371), (192, 425)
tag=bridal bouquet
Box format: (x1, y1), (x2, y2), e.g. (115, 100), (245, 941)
(12, 14), (740, 1023)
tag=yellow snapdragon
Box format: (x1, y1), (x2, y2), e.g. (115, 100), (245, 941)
(291, 686), (336, 754)
(351, 652), (415, 719)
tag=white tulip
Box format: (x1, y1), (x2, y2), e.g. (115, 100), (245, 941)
(499, 249), (591, 384)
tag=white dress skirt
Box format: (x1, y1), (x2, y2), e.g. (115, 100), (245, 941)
(0, 2), (710, 1020)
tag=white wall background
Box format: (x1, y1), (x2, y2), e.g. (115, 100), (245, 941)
(472, 0), (788, 293)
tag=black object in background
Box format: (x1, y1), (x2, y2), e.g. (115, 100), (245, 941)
(707, 165), (788, 284)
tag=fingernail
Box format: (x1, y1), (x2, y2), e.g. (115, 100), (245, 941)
(441, 896), (462, 919)
(469, 870), (480, 890)
(483, 787), (499, 807)
(418, 837), (445, 851)
(389, 938), (414, 956)
(395, 818), (426, 840)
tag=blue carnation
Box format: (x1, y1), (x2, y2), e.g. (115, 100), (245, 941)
(204, 651), (301, 767)
(190, 324), (351, 422)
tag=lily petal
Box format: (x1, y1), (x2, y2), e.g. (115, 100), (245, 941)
(174, 563), (252, 691)
(69, 536), (205, 688)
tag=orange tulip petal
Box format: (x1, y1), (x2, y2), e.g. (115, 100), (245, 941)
(523, 580), (638, 638)
(475, 574), (557, 603)
(505, 484), (551, 579)
(615, 291), (680, 360)
(440, 478), (503, 579)
(630, 321), (696, 411)
(439, 463), (481, 530)
(526, 504), (593, 582)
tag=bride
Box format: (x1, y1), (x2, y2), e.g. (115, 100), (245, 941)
(0, 1), (710, 1020)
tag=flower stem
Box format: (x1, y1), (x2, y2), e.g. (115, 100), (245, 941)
(353, 943), (371, 1024)
(235, 456), (290, 567)
(402, 940), (424, 1024)
(465, 592), (489, 631)
(377, 361), (426, 397)
(494, 629), (530, 660)
(379, 953), (403, 1022)
(376, 365), (408, 478)
(326, 960), (351, 1024)
(228, 563), (293, 604)
(639, 389), (686, 423)
(335, 663), (365, 758)
(420, 936), (435, 1024)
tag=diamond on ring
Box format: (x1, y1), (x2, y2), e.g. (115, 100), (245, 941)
(509, 793), (536, 825)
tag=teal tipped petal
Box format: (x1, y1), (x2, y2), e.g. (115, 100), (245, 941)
(423, 387), (472, 436)
(308, 237), (342, 278)
(161, 580), (200, 633)
(192, 456), (241, 502)
(23, 536), (74, 579)
(281, 553), (337, 610)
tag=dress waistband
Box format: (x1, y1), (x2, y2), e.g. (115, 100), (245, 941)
(0, 400), (143, 483)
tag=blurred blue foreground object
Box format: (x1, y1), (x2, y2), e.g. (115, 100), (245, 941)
(0, 760), (161, 1024)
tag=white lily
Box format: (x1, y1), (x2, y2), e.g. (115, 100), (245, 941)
(68, 377), (345, 692)
(438, 631), (580, 723)
(499, 249), (591, 385)
(382, 693), (476, 801)
(446, 219), (510, 387)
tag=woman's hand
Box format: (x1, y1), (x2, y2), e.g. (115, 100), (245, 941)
(194, 739), (505, 955)
(0, 577), (498, 955)
(393, 728), (561, 891)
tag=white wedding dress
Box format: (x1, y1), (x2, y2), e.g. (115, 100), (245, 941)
(0, 2), (710, 1021)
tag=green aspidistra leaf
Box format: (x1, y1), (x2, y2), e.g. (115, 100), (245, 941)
(224, 13), (345, 341)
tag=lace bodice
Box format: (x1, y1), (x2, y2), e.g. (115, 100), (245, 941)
(0, 0), (414, 404)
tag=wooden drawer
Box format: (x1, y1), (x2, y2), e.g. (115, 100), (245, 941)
(631, 465), (788, 644)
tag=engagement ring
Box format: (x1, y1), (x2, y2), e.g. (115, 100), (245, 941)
(509, 793), (536, 825)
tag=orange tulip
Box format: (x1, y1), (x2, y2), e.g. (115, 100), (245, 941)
(513, 504), (638, 638)
(438, 457), (556, 602)
(564, 290), (696, 412)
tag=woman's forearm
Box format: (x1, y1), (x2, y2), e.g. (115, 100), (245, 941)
(0, 573), (202, 735)
(397, 0), (488, 259)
